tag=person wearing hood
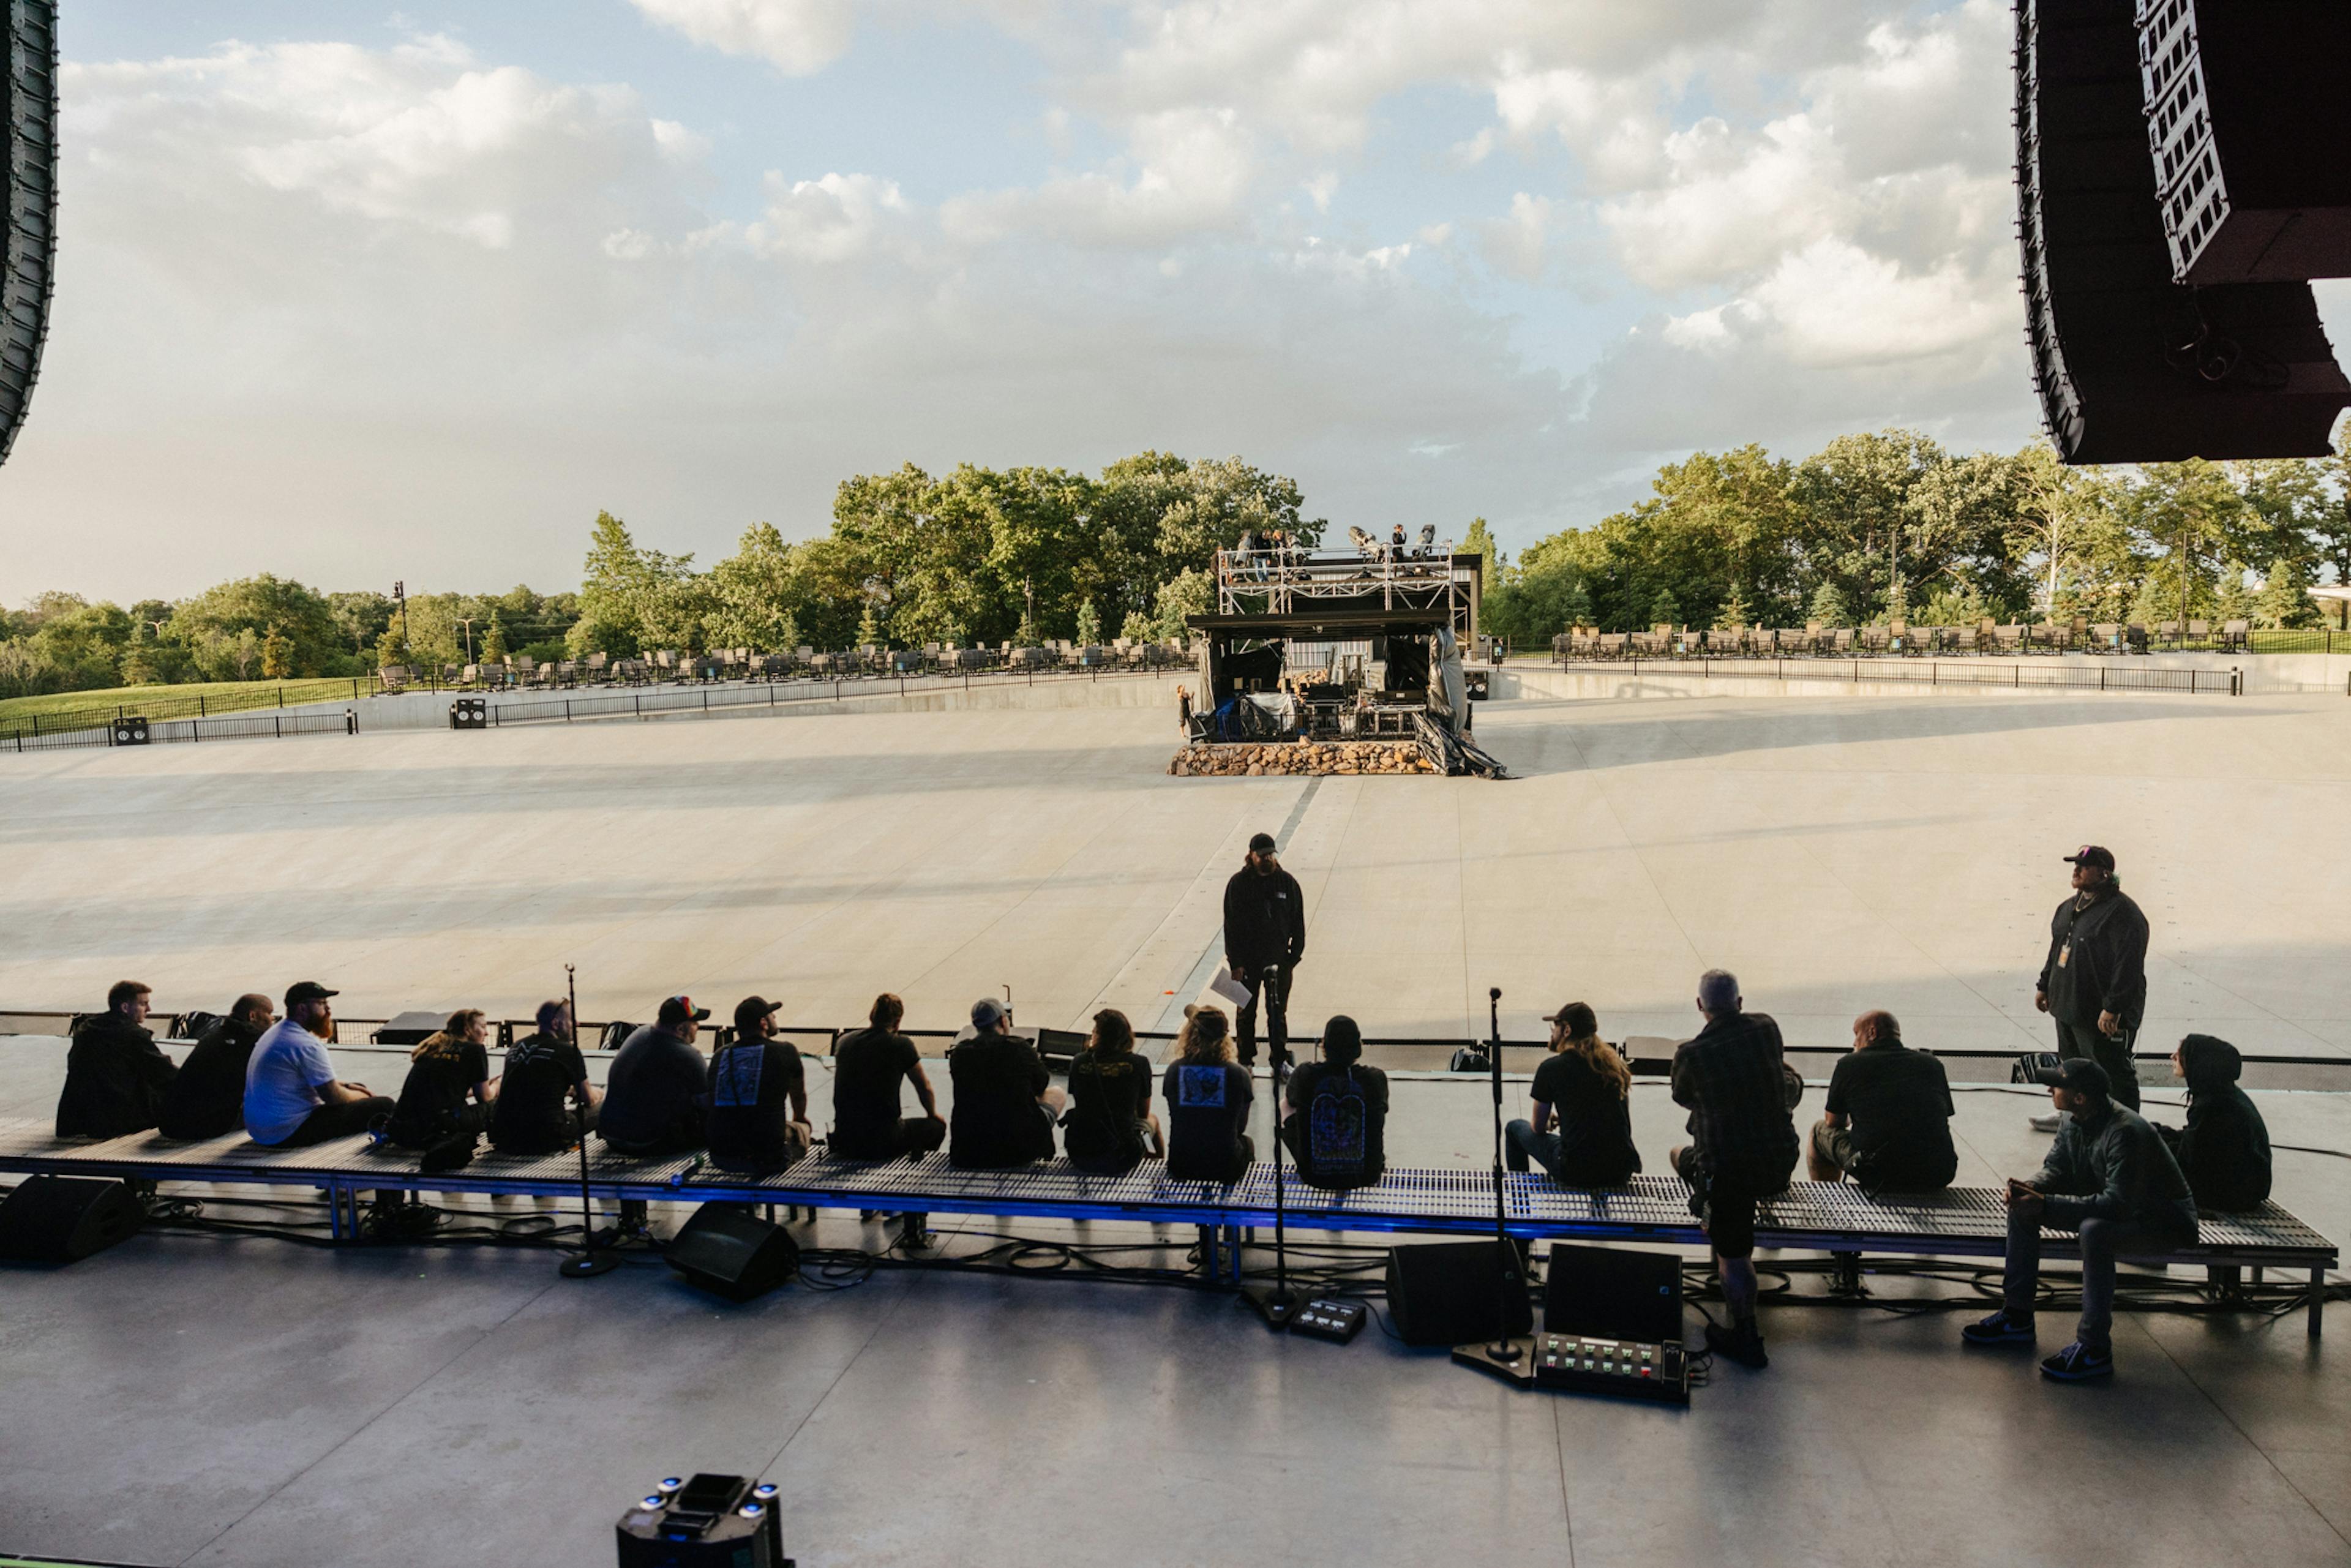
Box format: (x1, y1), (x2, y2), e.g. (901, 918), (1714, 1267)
(2156, 1034), (2271, 1212)
(56, 980), (179, 1139)
(1962, 1057), (2197, 1382)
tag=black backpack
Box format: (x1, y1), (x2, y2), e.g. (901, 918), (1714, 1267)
(1301, 1067), (1371, 1184)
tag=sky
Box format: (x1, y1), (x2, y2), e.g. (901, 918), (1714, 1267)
(4, 0), (2344, 605)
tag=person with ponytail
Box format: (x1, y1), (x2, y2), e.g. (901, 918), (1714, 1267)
(1506, 1001), (1640, 1187)
(1063, 1008), (1161, 1175)
(385, 1008), (498, 1150)
(1162, 1005), (1254, 1182)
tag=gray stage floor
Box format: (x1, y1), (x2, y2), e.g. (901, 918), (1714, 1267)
(2, 1037), (2345, 1568)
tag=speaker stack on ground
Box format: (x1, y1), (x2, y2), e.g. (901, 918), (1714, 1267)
(665, 1203), (800, 1302)
(0, 1175), (143, 1264)
(1384, 1240), (1532, 1346)
(110, 716), (149, 746)
(2015, 0), (2350, 462)
(450, 697), (489, 730)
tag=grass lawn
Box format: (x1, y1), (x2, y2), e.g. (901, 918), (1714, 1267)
(0, 676), (374, 727)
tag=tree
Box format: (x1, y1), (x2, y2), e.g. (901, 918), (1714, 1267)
(2255, 557), (2316, 629)
(1648, 587), (1681, 629)
(482, 612), (508, 662)
(228, 628), (262, 680)
(1713, 585), (1750, 631)
(261, 626), (293, 680)
(2213, 560), (2256, 626)
(1461, 517), (1501, 569)
(707, 522), (804, 652)
(1074, 599), (1102, 645)
(1808, 582), (1848, 626)
(1560, 580), (1594, 629)
(172, 574), (339, 678)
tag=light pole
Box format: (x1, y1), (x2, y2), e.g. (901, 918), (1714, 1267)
(456, 617), (477, 664)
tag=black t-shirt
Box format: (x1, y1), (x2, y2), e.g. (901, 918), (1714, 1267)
(1164, 1059), (1253, 1182)
(157, 1018), (261, 1140)
(601, 1025), (709, 1151)
(1532, 1050), (1642, 1183)
(490, 1032), (590, 1153)
(1065, 1048), (1155, 1169)
(387, 1041), (491, 1148)
(948, 1033), (1054, 1167)
(705, 1039), (808, 1171)
(1283, 1060), (1387, 1185)
(831, 1027), (923, 1156)
(1823, 1045), (1956, 1187)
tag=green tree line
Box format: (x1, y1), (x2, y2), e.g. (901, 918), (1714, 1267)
(1480, 432), (2351, 640)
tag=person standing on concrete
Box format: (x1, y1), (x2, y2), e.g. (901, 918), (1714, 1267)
(2035, 844), (2149, 1115)
(1962, 1058), (2197, 1382)
(1223, 831), (1305, 1071)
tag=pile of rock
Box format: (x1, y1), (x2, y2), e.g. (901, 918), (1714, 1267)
(1168, 741), (1438, 776)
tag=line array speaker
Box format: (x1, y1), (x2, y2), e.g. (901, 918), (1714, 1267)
(2, 1), (57, 465)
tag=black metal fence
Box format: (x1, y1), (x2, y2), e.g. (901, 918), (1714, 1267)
(1547, 656), (2243, 696)
(0, 678), (376, 744)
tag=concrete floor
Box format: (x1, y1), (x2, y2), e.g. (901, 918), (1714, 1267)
(4, 688), (2349, 1566)
(1, 688), (2347, 1062)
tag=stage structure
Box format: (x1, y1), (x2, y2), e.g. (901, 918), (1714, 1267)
(2015, 0), (2351, 463)
(2, 0), (57, 466)
(1176, 542), (1506, 778)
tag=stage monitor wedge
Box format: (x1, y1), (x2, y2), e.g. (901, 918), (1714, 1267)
(2, 0), (57, 467)
(2138, 0), (2351, 284)
(2017, 0), (2350, 463)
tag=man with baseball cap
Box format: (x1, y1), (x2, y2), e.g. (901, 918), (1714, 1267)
(1962, 1056), (2197, 1381)
(2034, 844), (2150, 1115)
(599, 994), (712, 1158)
(948, 997), (1062, 1168)
(706, 997), (811, 1174)
(1223, 831), (1305, 1070)
(244, 982), (392, 1147)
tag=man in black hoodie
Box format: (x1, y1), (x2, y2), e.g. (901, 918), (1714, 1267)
(2035, 844), (2149, 1109)
(157, 993), (274, 1140)
(2156, 1034), (2271, 1212)
(1223, 831), (1305, 1069)
(56, 980), (179, 1139)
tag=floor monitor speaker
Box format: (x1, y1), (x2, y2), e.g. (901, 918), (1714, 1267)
(1543, 1244), (1684, 1345)
(1385, 1240), (1532, 1347)
(666, 1202), (800, 1302)
(0, 1174), (143, 1263)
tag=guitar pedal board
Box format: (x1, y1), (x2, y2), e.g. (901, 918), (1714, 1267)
(1533, 1335), (1689, 1405)
(1289, 1297), (1367, 1343)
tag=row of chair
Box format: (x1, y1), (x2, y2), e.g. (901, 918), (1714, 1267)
(1556, 618), (2254, 660)
(380, 639), (1199, 694)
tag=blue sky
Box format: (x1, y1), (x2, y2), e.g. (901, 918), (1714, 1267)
(13, 0), (2328, 602)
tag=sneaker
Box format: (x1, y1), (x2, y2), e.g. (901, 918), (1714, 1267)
(1960, 1310), (2036, 1346)
(1703, 1319), (1769, 1369)
(2028, 1112), (2064, 1133)
(2039, 1341), (2113, 1381)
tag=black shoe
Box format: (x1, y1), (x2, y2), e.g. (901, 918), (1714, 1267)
(1704, 1319), (1769, 1369)
(2039, 1341), (2113, 1382)
(1960, 1310), (2036, 1347)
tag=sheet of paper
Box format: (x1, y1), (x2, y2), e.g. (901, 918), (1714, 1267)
(1208, 964), (1251, 1008)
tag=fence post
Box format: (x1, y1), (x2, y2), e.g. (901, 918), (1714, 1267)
(2100, 666), (2106, 691)
(200, 695), (207, 716)
(278, 685), (284, 709)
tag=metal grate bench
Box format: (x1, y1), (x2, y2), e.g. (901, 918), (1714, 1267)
(0, 1117), (2330, 1333)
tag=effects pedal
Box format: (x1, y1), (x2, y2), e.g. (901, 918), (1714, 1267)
(1289, 1297), (1367, 1343)
(1532, 1335), (1689, 1405)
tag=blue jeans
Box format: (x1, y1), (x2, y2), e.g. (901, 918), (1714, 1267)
(1506, 1119), (1563, 1179)
(2003, 1204), (2185, 1352)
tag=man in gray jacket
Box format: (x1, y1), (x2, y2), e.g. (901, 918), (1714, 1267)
(2034, 844), (2150, 1109)
(1962, 1057), (2197, 1381)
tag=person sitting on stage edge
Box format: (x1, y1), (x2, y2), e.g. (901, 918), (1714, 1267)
(599, 995), (711, 1157)
(56, 980), (180, 1139)
(1164, 1005), (1254, 1183)
(1063, 1008), (1160, 1176)
(157, 993), (273, 1141)
(1224, 831), (1305, 1069)
(1507, 1002), (1640, 1188)
(244, 983), (393, 1147)
(1807, 1010), (1956, 1193)
(707, 996), (814, 1175)
(1669, 970), (1800, 1370)
(2154, 1034), (2271, 1213)
(1281, 1015), (1387, 1190)
(384, 1009), (500, 1152)
(490, 1000), (599, 1155)
(1962, 1057), (2197, 1382)
(830, 993), (946, 1161)
(948, 997), (1061, 1168)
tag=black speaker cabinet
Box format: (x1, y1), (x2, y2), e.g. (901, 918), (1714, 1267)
(1543, 1244), (1684, 1345)
(666, 1204), (800, 1302)
(0, 1175), (144, 1263)
(449, 697), (488, 730)
(111, 716), (149, 746)
(2016, 0), (2348, 462)
(1385, 1240), (1533, 1346)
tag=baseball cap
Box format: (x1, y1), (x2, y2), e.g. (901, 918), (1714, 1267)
(2031, 1057), (2112, 1098)
(1248, 832), (1277, 853)
(971, 997), (1009, 1030)
(657, 994), (712, 1027)
(733, 996), (782, 1033)
(2063, 844), (2117, 872)
(283, 981), (338, 1007)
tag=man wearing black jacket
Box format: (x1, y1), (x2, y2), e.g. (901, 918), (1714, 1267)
(1223, 831), (1305, 1068)
(157, 993), (274, 1140)
(2036, 844), (2149, 1109)
(56, 980), (179, 1139)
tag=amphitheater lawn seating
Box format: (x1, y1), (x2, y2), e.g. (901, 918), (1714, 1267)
(0, 1116), (2328, 1332)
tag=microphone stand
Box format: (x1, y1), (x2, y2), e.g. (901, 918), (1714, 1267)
(558, 963), (618, 1280)
(1242, 966), (1297, 1328)
(1453, 986), (1533, 1386)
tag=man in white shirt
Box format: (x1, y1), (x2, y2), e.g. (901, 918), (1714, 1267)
(244, 981), (392, 1146)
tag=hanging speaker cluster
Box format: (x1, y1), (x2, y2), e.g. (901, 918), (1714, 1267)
(2015, 0), (2350, 463)
(2, 0), (58, 467)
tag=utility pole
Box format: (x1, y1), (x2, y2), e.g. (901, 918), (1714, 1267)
(457, 617), (477, 664)
(393, 580), (409, 656)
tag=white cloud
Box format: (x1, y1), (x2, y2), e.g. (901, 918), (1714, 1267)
(942, 107), (1255, 248)
(750, 171), (913, 263)
(628, 0), (857, 75)
(1480, 192), (1555, 283)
